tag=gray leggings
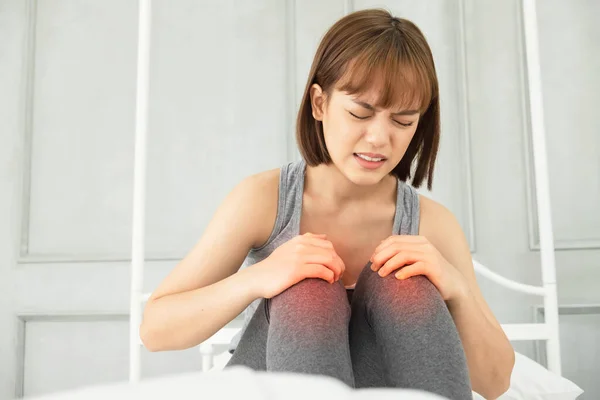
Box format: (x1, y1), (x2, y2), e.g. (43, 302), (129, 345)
(225, 263), (472, 399)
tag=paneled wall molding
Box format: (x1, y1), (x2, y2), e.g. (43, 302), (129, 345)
(17, 313), (130, 322)
(18, 0), (38, 260)
(16, 0), (187, 264)
(518, 2), (600, 252)
(17, 253), (182, 264)
(531, 238), (600, 251)
(14, 313), (129, 398)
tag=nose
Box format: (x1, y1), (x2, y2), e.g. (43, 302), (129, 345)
(363, 118), (391, 148)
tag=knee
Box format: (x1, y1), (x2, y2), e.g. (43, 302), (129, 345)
(358, 270), (449, 326)
(270, 278), (351, 321)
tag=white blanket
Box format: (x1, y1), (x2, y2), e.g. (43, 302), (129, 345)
(26, 365), (449, 400)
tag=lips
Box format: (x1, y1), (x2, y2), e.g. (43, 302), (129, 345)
(355, 152), (386, 159)
(354, 152), (387, 162)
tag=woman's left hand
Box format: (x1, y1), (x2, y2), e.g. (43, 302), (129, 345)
(370, 235), (469, 302)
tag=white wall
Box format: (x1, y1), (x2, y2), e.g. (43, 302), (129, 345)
(0, 0), (598, 398)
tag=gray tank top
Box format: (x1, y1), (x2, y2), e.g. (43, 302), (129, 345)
(227, 158), (420, 353)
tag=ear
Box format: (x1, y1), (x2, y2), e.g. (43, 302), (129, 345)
(309, 83), (326, 121)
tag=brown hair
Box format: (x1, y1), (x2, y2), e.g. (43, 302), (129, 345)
(296, 9), (440, 190)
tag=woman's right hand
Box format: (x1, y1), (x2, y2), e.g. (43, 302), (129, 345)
(253, 232), (346, 299)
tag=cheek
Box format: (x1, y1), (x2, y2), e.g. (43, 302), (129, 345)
(322, 114), (358, 148)
(403, 129), (417, 147)
(391, 129), (417, 156)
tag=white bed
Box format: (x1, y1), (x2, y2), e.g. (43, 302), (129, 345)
(26, 0), (584, 399)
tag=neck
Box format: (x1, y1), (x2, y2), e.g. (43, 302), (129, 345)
(304, 162), (394, 205)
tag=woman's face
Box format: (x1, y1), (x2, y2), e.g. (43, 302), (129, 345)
(310, 83), (421, 186)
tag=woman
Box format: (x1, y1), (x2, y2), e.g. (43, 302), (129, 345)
(140, 8), (515, 399)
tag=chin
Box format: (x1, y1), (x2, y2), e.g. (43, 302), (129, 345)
(340, 163), (389, 186)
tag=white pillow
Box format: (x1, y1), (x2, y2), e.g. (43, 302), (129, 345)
(473, 351), (583, 400)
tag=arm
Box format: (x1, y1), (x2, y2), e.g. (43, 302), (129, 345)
(419, 195), (515, 399)
(140, 169), (279, 351)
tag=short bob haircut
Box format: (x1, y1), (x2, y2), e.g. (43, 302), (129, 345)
(296, 9), (440, 190)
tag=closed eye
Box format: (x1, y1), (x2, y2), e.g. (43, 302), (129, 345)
(349, 111), (369, 120)
(393, 120), (414, 127)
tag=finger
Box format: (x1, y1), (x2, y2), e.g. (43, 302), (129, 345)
(374, 236), (394, 256)
(303, 263), (335, 284)
(324, 241), (345, 277)
(394, 261), (427, 280)
(370, 244), (399, 272)
(305, 249), (344, 281)
(370, 242), (428, 268)
(335, 252), (345, 279)
(374, 235), (428, 254)
(377, 251), (427, 277)
(372, 243), (424, 271)
(302, 238), (345, 279)
(323, 251), (345, 281)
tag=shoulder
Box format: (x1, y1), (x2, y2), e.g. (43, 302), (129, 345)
(231, 167), (281, 248)
(417, 194), (470, 260)
(241, 168), (281, 248)
(240, 167), (280, 194)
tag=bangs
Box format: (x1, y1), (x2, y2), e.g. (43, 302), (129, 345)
(335, 34), (434, 113)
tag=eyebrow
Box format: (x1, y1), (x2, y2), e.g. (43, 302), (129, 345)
(352, 99), (419, 116)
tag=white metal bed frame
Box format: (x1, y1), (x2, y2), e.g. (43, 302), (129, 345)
(127, 0), (561, 383)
